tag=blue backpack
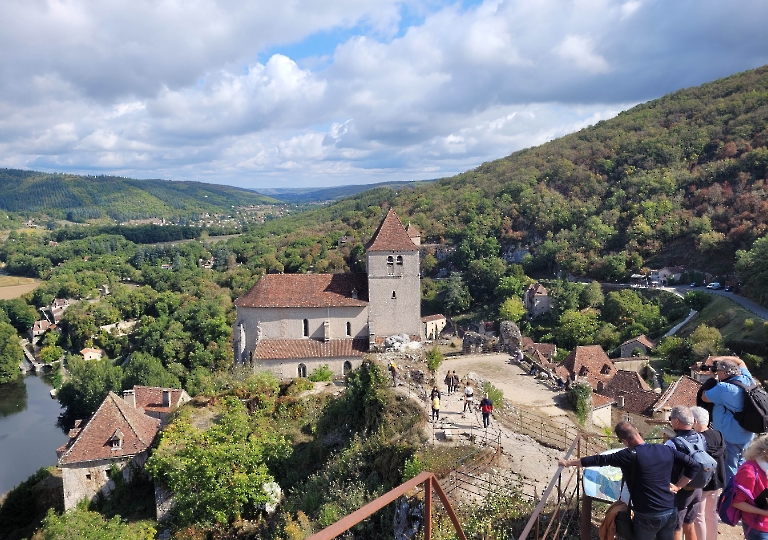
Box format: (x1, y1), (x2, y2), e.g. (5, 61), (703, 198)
(671, 435), (717, 489)
(717, 474), (742, 526)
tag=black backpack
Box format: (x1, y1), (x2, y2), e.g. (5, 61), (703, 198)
(726, 379), (768, 434)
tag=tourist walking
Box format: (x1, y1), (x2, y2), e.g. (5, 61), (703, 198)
(730, 433), (768, 540)
(452, 371), (460, 394)
(444, 371), (453, 394)
(388, 361), (399, 387)
(463, 382), (474, 413)
(480, 393), (493, 428)
(559, 421), (700, 540)
(430, 386), (441, 422)
(690, 406), (725, 540)
(701, 356), (756, 482)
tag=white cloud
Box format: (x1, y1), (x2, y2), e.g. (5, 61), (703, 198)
(553, 35), (609, 73)
(0, 0), (767, 187)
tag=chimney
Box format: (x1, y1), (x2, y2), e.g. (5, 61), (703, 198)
(123, 389), (135, 408)
(162, 390), (171, 408)
(617, 395), (625, 409)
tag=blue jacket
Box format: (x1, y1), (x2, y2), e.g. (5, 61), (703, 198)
(704, 367), (755, 446)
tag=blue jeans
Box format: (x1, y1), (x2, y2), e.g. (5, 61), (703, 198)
(743, 523), (768, 540)
(725, 439), (751, 484)
(633, 508), (677, 540)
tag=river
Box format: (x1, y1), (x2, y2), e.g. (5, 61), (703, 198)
(0, 375), (68, 496)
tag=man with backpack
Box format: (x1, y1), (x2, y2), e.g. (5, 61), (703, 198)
(666, 406), (716, 540)
(701, 356), (757, 483)
(559, 421), (700, 540)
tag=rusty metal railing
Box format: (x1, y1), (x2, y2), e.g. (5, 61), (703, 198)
(306, 471), (466, 540)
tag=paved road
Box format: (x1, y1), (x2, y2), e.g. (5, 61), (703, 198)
(664, 286), (768, 320)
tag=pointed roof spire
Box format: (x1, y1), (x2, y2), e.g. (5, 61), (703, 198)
(366, 208), (418, 252)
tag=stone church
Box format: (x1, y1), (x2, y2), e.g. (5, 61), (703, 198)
(233, 208), (421, 378)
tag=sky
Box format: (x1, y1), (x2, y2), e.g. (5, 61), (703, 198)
(1, 1), (768, 190)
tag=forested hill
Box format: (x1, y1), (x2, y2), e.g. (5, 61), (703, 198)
(0, 170), (279, 221)
(377, 64), (768, 277)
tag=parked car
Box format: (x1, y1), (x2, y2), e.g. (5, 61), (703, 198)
(690, 282), (698, 287)
(724, 285), (733, 292)
(706, 282), (722, 289)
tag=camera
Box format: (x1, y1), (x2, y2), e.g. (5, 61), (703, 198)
(708, 365), (717, 373)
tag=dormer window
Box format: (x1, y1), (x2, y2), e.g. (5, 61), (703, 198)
(601, 364), (611, 375)
(579, 366), (588, 377)
(109, 428), (124, 449)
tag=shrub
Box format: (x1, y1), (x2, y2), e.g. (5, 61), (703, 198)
(285, 377), (314, 396)
(402, 455), (424, 482)
(426, 347), (443, 374)
(569, 383), (593, 425)
(684, 291), (713, 311)
(482, 381), (503, 409)
(308, 364), (333, 382)
(745, 318), (755, 331)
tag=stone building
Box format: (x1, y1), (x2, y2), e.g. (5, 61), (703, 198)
(56, 386), (190, 511)
(234, 208), (421, 378)
(620, 334), (656, 358)
(57, 392), (161, 511)
(524, 283), (551, 318)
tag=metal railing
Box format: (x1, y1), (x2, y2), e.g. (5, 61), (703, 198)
(306, 471), (466, 540)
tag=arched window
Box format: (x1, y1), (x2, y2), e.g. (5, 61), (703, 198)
(396, 255), (403, 266)
(346, 321), (352, 336)
(298, 363), (307, 377)
(387, 256), (394, 275)
(303, 319), (309, 337)
(343, 361), (352, 375)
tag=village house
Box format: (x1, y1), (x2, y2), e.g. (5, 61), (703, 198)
(620, 334), (656, 358)
(520, 337), (557, 363)
(524, 283), (551, 318)
(46, 298), (70, 324)
(422, 314), (446, 340)
(80, 348), (105, 361)
(56, 386), (190, 511)
(555, 345), (615, 390)
(233, 209), (421, 379)
(30, 319), (55, 340)
(655, 266), (685, 286)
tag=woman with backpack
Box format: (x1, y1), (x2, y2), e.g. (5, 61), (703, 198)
(731, 433), (768, 540)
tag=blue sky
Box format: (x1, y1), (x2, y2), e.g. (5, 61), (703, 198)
(1, 0), (767, 189)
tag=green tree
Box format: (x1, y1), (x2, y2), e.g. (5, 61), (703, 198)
(39, 345), (64, 364)
(439, 273), (471, 316)
(580, 281), (604, 309)
(0, 321), (23, 384)
(57, 356), (123, 417)
(466, 257), (507, 304)
(653, 336), (693, 369)
(121, 352), (181, 389)
(736, 236), (768, 307)
(145, 397), (289, 526)
(38, 507), (155, 540)
(558, 310), (600, 349)
(498, 296), (526, 322)
(689, 325), (722, 359)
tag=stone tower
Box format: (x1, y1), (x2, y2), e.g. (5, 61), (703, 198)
(366, 208), (421, 340)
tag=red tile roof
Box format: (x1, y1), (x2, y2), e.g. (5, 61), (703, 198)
(235, 273), (369, 308)
(422, 314), (446, 322)
(253, 338), (368, 360)
(57, 392), (160, 465)
(555, 345), (614, 391)
(619, 390), (661, 415)
(521, 338), (557, 360)
(621, 334), (656, 349)
(525, 283), (549, 296)
(133, 386), (190, 415)
(406, 223), (421, 238)
(593, 394), (615, 408)
(652, 376), (701, 413)
(366, 208), (418, 252)
(602, 370), (652, 394)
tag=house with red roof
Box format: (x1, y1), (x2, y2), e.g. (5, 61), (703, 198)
(234, 208), (421, 378)
(56, 385), (189, 511)
(555, 345), (615, 391)
(620, 334), (656, 358)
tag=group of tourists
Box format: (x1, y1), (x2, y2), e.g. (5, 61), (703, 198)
(559, 355), (768, 540)
(427, 371), (494, 428)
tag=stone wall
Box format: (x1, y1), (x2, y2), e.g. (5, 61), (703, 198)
(61, 454), (146, 511)
(253, 357), (364, 379)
